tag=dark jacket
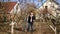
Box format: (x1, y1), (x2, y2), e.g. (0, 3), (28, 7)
(28, 15), (35, 23)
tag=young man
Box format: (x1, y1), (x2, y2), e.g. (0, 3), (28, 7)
(27, 12), (35, 31)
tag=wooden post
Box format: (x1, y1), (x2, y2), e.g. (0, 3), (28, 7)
(55, 27), (56, 34)
(10, 21), (16, 34)
(49, 25), (57, 34)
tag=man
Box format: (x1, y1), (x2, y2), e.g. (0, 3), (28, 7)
(27, 11), (35, 31)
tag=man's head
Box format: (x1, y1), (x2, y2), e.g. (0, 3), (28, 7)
(31, 12), (33, 15)
(29, 11), (34, 16)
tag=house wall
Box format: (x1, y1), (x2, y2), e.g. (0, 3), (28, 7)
(39, 1), (59, 17)
(10, 2), (18, 14)
(10, 2), (21, 21)
(0, 2), (21, 22)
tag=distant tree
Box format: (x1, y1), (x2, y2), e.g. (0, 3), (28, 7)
(20, 2), (36, 20)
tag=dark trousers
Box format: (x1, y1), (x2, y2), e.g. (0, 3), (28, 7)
(27, 22), (33, 31)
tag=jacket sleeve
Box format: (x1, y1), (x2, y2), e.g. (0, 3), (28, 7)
(33, 16), (35, 20)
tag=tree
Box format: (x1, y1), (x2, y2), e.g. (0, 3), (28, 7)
(26, 3), (36, 13)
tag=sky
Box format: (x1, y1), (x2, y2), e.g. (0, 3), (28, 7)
(18, 0), (46, 8)
(56, 0), (60, 5)
(0, 0), (46, 8)
(1, 0), (60, 7)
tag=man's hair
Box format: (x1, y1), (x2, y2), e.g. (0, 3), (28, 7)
(29, 11), (34, 15)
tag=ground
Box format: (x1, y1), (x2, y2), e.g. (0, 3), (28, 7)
(0, 21), (55, 34)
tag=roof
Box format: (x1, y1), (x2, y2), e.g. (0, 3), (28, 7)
(0, 2), (17, 13)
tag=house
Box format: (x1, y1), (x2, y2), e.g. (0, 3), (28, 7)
(37, 0), (59, 18)
(0, 2), (21, 22)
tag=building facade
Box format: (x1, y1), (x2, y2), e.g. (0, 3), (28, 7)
(0, 2), (20, 22)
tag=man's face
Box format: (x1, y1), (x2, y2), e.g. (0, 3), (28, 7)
(31, 13), (33, 15)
